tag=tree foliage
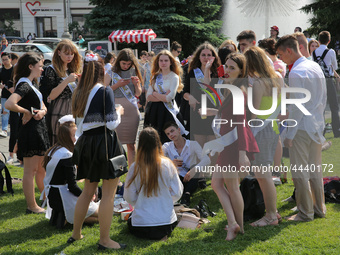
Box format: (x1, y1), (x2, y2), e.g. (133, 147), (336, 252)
(300, 0), (340, 41)
(86, 0), (225, 55)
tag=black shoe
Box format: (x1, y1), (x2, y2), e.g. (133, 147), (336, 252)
(67, 237), (77, 244)
(97, 243), (127, 250)
(26, 208), (45, 214)
(67, 236), (84, 244)
(181, 193), (191, 206)
(198, 179), (207, 189)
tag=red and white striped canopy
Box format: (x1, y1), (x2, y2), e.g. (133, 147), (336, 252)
(108, 29), (157, 43)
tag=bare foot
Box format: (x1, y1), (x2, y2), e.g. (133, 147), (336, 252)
(285, 214), (310, 222)
(160, 235), (168, 241)
(225, 223), (240, 241)
(250, 216), (278, 227)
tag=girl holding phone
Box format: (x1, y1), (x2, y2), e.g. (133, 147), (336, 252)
(104, 48), (142, 166)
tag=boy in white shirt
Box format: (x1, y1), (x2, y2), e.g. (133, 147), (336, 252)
(162, 122), (210, 206)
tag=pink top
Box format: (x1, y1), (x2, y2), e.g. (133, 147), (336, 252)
(273, 59), (286, 78)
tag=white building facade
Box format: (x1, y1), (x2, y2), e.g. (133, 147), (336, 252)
(0, 0), (94, 39)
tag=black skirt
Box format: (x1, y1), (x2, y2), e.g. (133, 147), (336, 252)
(17, 117), (50, 158)
(73, 126), (126, 182)
(144, 101), (185, 144)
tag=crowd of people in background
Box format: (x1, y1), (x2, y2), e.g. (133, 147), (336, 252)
(0, 24), (338, 249)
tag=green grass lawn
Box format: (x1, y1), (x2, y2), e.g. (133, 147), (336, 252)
(0, 131), (340, 254)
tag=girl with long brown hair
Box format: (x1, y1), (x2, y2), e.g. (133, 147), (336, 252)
(5, 52), (50, 214)
(244, 46), (283, 227)
(182, 42), (221, 147)
(42, 116), (99, 226)
(40, 39), (82, 144)
(104, 48), (142, 166)
(124, 127), (183, 240)
(69, 54), (126, 250)
(202, 53), (258, 240)
(144, 50), (187, 143)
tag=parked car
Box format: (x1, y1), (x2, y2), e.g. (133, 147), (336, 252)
(29, 38), (86, 57)
(2, 43), (53, 66)
(4, 36), (27, 43)
(28, 38), (61, 50)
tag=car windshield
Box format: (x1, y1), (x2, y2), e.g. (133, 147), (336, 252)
(37, 44), (53, 53)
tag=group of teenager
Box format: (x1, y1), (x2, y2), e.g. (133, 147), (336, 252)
(2, 26), (335, 248)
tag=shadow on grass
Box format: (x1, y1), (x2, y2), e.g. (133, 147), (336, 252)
(0, 184), (45, 222)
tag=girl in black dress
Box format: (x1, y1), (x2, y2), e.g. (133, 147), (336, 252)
(43, 115), (99, 226)
(182, 42), (221, 147)
(144, 50), (186, 143)
(69, 54), (126, 250)
(5, 52), (50, 214)
(40, 39), (82, 144)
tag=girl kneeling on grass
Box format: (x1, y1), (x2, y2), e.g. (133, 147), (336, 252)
(124, 127), (183, 240)
(42, 115), (99, 227)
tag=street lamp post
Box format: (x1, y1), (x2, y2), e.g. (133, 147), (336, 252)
(61, 0), (72, 39)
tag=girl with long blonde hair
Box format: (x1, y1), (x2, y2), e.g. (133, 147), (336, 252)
(144, 50), (187, 143)
(40, 39), (82, 144)
(244, 46), (283, 227)
(104, 48), (142, 166)
(124, 127), (183, 240)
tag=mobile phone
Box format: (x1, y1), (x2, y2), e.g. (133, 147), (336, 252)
(31, 107), (39, 115)
(217, 65), (226, 78)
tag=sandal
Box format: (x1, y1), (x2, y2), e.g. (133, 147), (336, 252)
(250, 216), (278, 227)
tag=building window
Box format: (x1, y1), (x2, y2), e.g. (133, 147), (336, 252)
(36, 17), (57, 38)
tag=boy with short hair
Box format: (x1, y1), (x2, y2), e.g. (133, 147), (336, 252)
(162, 121), (210, 205)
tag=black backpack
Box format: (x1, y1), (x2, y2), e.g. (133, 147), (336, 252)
(313, 49), (330, 77)
(0, 152), (13, 195)
(240, 176), (265, 221)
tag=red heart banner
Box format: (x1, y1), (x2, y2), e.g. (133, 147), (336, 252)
(26, 1), (41, 16)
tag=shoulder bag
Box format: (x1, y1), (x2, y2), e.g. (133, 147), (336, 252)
(103, 87), (128, 178)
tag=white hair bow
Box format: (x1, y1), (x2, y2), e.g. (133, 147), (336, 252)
(85, 53), (98, 62)
(58, 114), (75, 124)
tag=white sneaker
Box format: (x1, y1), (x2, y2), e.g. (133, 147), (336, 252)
(272, 176), (282, 185)
(0, 131), (7, 137)
(6, 156), (13, 164)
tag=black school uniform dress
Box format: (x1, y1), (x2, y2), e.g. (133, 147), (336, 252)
(72, 84), (125, 182)
(40, 66), (73, 144)
(143, 72), (186, 144)
(14, 81), (50, 157)
(44, 147), (98, 223)
(182, 69), (217, 137)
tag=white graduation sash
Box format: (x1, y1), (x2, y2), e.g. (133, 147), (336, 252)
(217, 78), (225, 102)
(16, 77), (43, 109)
(49, 65), (77, 93)
(193, 68), (216, 105)
(75, 83), (103, 137)
(110, 71), (141, 119)
(155, 74), (189, 135)
(212, 114), (222, 138)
